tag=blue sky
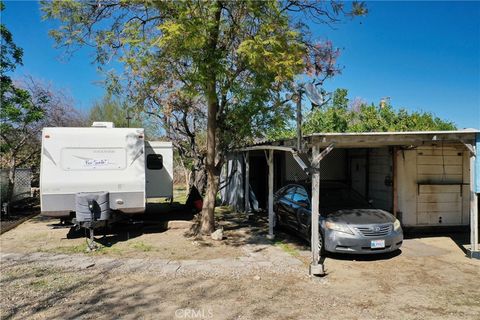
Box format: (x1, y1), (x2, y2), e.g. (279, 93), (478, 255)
(2, 1), (480, 129)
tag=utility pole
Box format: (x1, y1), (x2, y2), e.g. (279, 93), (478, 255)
(296, 89), (303, 152)
(126, 109), (132, 128)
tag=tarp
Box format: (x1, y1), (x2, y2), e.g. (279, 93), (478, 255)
(219, 153), (244, 211)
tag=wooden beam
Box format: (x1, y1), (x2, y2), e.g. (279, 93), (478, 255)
(238, 145), (309, 176)
(238, 145), (298, 152)
(461, 141), (475, 156)
(312, 143), (335, 163)
(470, 151), (479, 256)
(291, 152), (309, 173)
(310, 145), (324, 275)
(267, 149), (275, 240)
(392, 147), (399, 218)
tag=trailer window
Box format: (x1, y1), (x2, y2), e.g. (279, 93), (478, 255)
(147, 154), (163, 170)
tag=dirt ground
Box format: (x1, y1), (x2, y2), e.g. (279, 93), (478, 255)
(0, 198), (39, 234)
(1, 206), (479, 320)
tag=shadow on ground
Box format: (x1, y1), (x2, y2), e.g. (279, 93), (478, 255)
(403, 226), (471, 256)
(1, 262), (290, 320)
(61, 201), (197, 247)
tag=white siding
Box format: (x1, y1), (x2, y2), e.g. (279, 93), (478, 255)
(397, 145), (469, 227)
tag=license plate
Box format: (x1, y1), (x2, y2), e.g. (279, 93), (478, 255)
(371, 240), (385, 249)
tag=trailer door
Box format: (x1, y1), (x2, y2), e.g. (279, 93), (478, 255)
(145, 141), (173, 199)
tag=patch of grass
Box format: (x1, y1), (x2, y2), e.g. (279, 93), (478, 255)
(44, 244), (88, 254)
(42, 242), (126, 255)
(173, 188), (188, 205)
(129, 241), (155, 252)
(215, 206), (233, 218)
(29, 279), (48, 289)
(96, 245), (124, 255)
(174, 184), (187, 191)
(274, 240), (300, 258)
(146, 185), (188, 204)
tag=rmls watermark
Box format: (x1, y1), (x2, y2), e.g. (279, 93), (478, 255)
(174, 308), (214, 319)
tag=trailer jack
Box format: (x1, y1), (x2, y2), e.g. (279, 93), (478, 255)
(86, 200), (99, 251)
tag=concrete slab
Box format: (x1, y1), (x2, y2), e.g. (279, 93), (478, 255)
(401, 238), (450, 257)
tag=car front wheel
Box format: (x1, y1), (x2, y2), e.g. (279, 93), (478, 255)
(308, 228), (325, 255)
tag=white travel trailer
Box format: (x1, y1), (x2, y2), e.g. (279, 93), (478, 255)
(40, 122), (173, 228)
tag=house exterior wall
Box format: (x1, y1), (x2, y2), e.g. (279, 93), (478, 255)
(397, 145), (470, 227)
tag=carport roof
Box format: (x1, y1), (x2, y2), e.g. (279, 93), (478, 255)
(306, 129), (478, 148)
(251, 129), (479, 149)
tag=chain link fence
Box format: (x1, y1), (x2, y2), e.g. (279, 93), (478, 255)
(1, 169), (32, 202)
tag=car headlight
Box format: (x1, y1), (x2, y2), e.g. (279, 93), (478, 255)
(325, 221), (353, 235)
(393, 219), (402, 231)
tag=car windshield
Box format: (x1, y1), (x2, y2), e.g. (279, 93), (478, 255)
(319, 185), (370, 210)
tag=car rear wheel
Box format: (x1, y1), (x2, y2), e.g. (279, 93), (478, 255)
(274, 212), (280, 229)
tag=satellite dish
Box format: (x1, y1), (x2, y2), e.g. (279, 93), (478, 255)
(292, 82), (300, 92)
(304, 83), (325, 107)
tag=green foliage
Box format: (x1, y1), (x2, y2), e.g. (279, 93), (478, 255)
(332, 88), (349, 109)
(303, 105), (350, 133)
(1, 2), (48, 201)
(0, 26), (23, 73)
(42, 1), (367, 228)
(302, 89), (456, 134)
(41, 1), (364, 151)
(148, 1), (307, 150)
(88, 96), (141, 128)
(266, 88), (456, 140)
(88, 95), (161, 138)
(1, 2), (45, 162)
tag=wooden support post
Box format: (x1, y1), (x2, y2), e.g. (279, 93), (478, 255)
(267, 149), (275, 240)
(244, 151), (250, 213)
(310, 145), (324, 275)
(392, 147), (398, 218)
(470, 151), (479, 256)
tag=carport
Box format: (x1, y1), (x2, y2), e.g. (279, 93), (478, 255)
(220, 129), (480, 274)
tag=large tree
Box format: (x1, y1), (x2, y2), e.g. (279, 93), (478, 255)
(1, 76), (87, 201)
(42, 0), (366, 234)
(1, 2), (44, 202)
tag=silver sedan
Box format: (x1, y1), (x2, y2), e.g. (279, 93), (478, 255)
(273, 183), (403, 254)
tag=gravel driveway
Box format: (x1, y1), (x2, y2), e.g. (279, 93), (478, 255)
(1, 210), (479, 320)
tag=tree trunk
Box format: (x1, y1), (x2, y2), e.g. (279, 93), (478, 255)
(6, 159), (16, 203)
(199, 1), (222, 235)
(201, 166), (219, 234)
(190, 159), (207, 195)
(194, 170), (207, 195)
(200, 88), (219, 234)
